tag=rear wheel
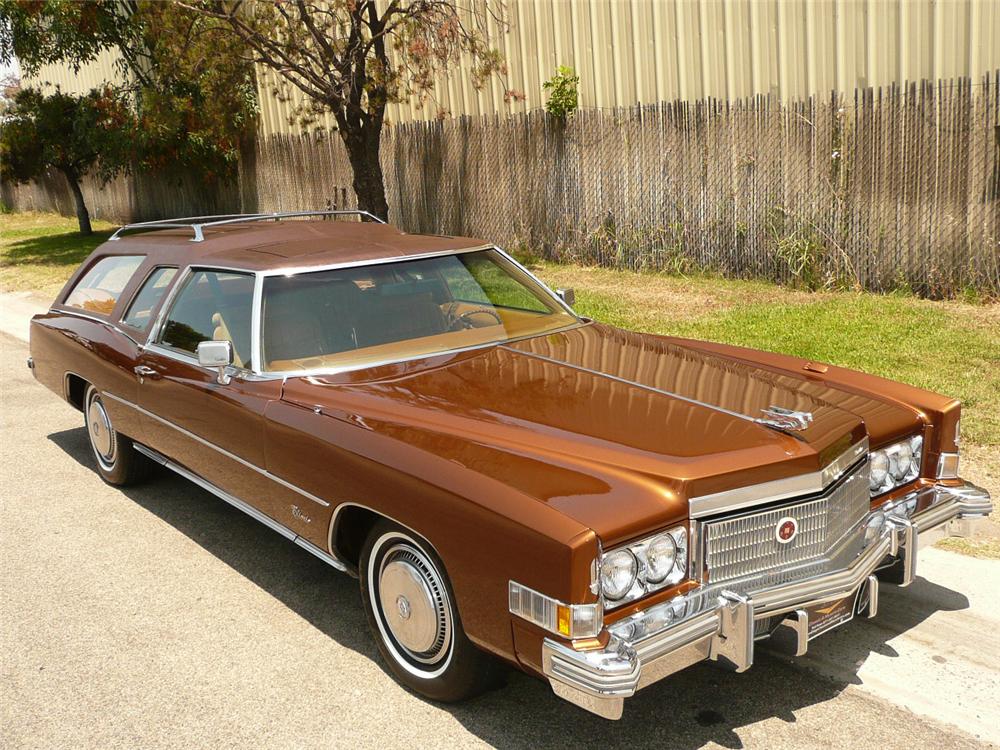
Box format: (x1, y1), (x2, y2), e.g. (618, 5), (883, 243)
(84, 384), (152, 486)
(359, 520), (501, 702)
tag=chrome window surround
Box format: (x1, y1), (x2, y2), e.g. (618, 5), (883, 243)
(120, 265), (179, 333)
(148, 265), (257, 372)
(57, 246), (582, 382)
(688, 438), (869, 519)
(245, 244), (581, 380)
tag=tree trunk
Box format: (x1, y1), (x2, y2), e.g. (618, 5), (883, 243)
(340, 127), (389, 222)
(60, 167), (93, 235)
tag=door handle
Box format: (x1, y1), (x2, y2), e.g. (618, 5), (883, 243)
(134, 365), (160, 381)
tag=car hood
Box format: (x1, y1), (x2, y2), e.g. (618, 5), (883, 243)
(281, 323), (922, 543)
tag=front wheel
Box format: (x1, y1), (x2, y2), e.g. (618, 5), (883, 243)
(84, 384), (152, 486)
(359, 520), (502, 702)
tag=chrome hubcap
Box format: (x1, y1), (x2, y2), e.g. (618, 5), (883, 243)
(378, 545), (451, 664)
(87, 396), (115, 462)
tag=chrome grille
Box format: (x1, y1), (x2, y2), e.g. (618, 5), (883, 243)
(703, 462), (870, 585)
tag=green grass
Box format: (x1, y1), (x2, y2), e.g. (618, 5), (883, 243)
(0, 211), (115, 296)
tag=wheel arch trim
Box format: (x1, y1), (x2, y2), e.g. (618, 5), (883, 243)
(327, 502), (445, 578)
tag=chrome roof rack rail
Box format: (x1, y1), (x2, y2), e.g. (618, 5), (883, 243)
(109, 210), (386, 243)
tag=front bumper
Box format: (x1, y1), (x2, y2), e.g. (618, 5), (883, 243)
(541, 480), (992, 720)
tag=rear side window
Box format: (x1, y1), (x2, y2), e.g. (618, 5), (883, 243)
(158, 270), (255, 369)
(64, 255), (144, 316)
(122, 267), (177, 330)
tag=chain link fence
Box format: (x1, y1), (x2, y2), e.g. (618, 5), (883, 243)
(5, 73), (998, 296)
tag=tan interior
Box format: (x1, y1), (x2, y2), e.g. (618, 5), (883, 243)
(266, 304), (570, 372)
(212, 311), (250, 369)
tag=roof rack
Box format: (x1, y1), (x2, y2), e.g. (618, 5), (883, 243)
(108, 210), (387, 243)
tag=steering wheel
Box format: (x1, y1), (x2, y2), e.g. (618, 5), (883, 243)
(446, 304), (502, 330)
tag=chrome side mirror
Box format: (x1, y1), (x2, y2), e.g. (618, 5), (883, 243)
(556, 288), (576, 306)
(197, 340), (234, 385)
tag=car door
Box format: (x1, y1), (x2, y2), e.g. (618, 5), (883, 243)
(133, 267), (290, 522)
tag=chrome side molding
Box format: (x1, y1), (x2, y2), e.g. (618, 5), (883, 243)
(133, 443), (346, 572)
(104, 391), (330, 507)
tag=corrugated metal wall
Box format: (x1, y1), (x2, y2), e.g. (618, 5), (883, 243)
(259, 0), (1000, 134)
(26, 47), (124, 95)
(23, 0), (1000, 133)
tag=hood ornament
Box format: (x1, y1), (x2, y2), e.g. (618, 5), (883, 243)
(758, 406), (814, 431)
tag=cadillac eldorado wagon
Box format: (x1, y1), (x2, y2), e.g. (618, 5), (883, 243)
(28, 211), (992, 719)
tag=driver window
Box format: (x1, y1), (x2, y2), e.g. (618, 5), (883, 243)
(158, 269), (254, 369)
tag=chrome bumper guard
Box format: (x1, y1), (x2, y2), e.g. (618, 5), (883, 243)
(541, 481), (991, 720)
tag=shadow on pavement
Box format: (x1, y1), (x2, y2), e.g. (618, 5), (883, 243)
(48, 425), (969, 749)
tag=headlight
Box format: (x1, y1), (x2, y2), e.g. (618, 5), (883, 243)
(599, 526), (688, 607)
(599, 549), (638, 600)
(643, 533), (677, 583)
(869, 451), (889, 491)
(869, 434), (923, 496)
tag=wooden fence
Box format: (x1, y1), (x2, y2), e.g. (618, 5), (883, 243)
(4, 73), (999, 296)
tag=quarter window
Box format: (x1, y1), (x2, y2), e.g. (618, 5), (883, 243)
(122, 267), (177, 330)
(158, 270), (255, 369)
(64, 255), (144, 316)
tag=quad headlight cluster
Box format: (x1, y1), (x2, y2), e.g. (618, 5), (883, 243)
(869, 435), (923, 496)
(599, 526), (688, 607)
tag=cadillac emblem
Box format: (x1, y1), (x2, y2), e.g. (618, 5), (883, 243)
(775, 516), (799, 544)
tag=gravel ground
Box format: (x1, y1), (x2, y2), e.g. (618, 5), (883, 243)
(2, 327), (997, 749)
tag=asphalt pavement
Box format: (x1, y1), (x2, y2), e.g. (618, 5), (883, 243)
(2, 312), (998, 748)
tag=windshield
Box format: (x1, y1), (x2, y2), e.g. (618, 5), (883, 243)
(261, 249), (579, 372)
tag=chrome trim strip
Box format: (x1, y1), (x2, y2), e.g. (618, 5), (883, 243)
(688, 439), (870, 519)
(499, 345), (780, 428)
(249, 245), (582, 379)
(133, 443), (346, 571)
(104, 391), (330, 507)
(492, 245), (581, 317)
(326, 501), (445, 568)
(255, 244), (494, 278)
(250, 271), (263, 379)
(249, 322), (589, 381)
(293, 536), (348, 570)
(140, 343), (260, 380)
(48, 308), (142, 346)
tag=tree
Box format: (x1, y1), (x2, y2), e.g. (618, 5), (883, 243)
(177, 1), (519, 221)
(0, 0), (257, 180)
(0, 88), (135, 234)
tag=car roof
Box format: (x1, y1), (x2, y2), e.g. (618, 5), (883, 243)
(102, 219), (491, 272)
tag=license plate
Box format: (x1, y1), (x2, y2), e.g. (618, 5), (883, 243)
(806, 593), (856, 640)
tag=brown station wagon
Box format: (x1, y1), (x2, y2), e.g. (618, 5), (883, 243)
(28, 210), (992, 719)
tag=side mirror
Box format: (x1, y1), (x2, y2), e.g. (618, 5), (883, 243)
(197, 340), (234, 385)
(556, 288), (576, 307)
